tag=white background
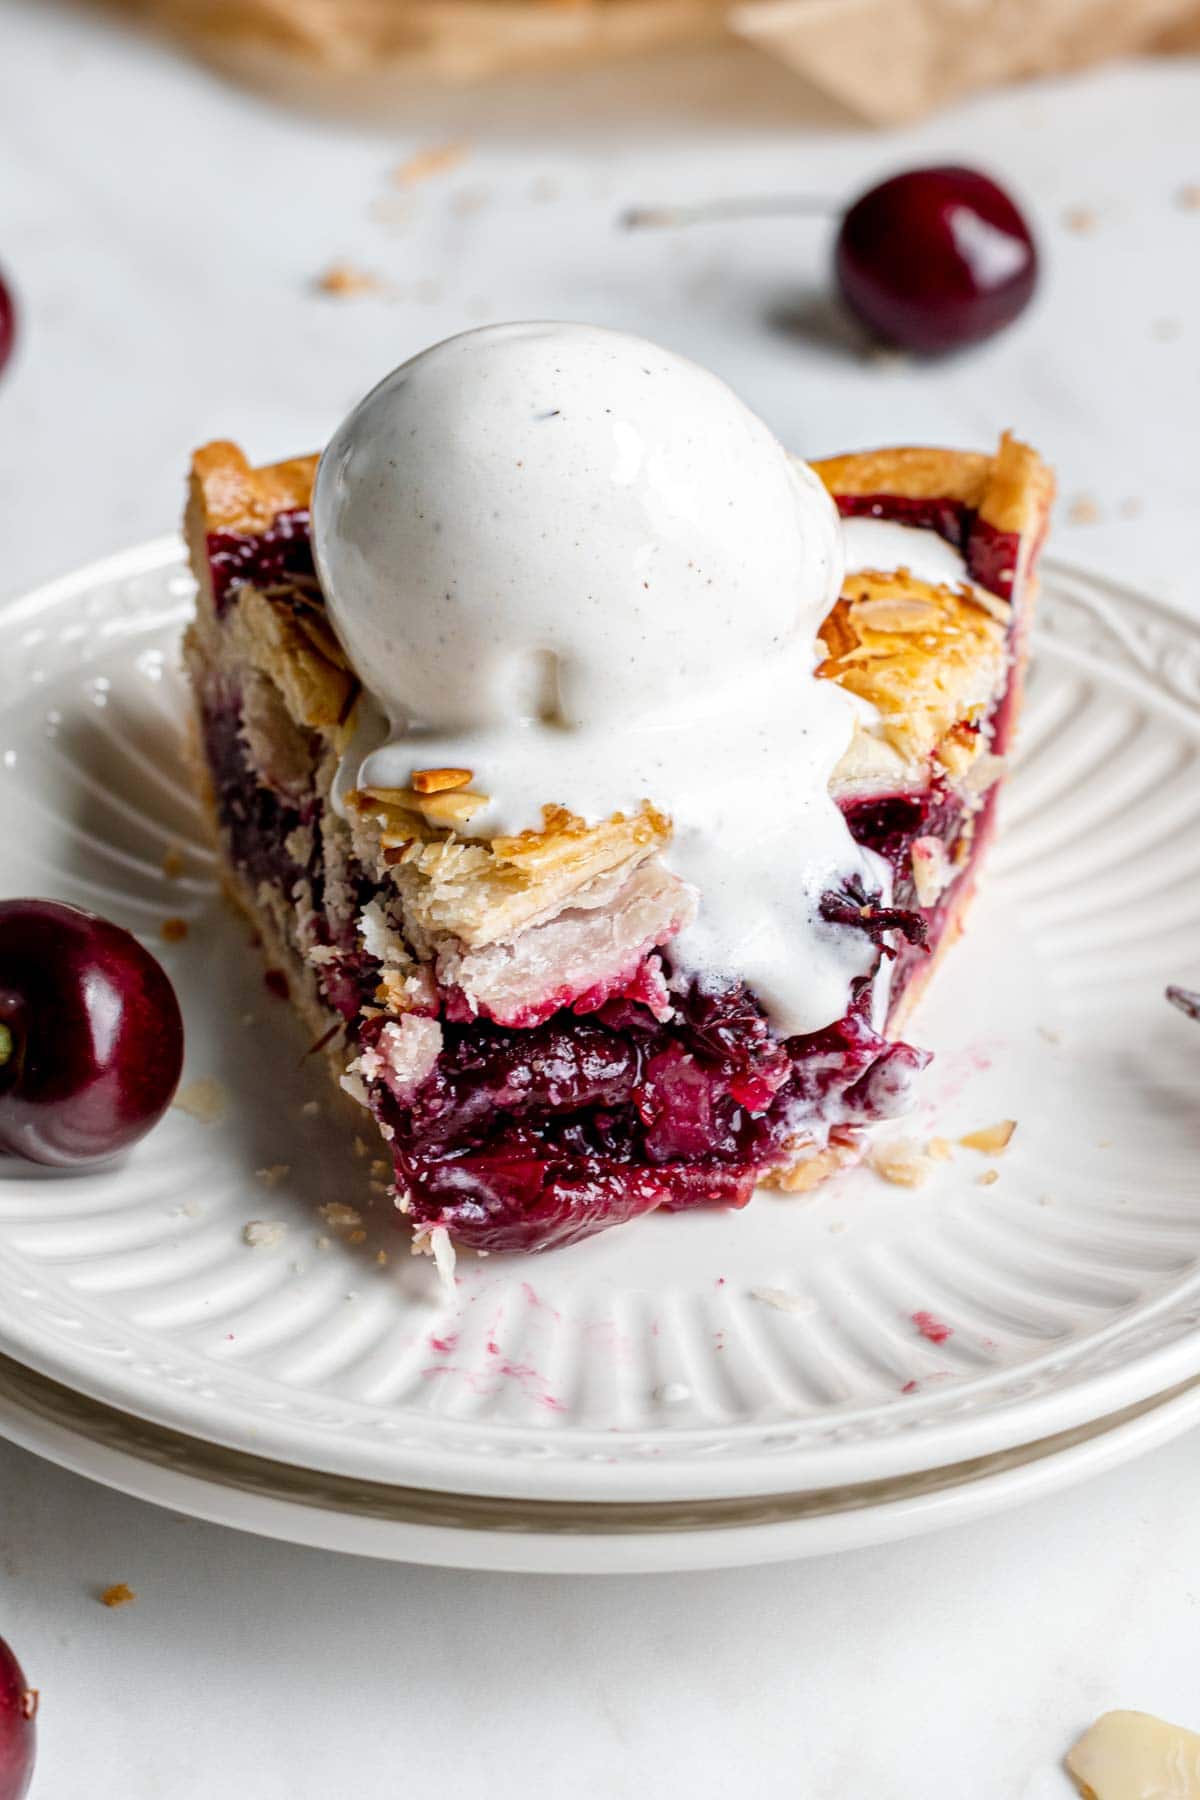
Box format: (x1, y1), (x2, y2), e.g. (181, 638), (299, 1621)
(1, 4), (1199, 1793)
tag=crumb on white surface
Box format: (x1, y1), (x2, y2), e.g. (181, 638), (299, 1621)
(313, 260), (389, 298)
(172, 1076), (228, 1124)
(243, 1220), (287, 1249)
(977, 1170), (1001, 1188)
(749, 1287), (818, 1317)
(318, 1203), (362, 1229)
(100, 1583), (136, 1608)
(925, 1136), (954, 1162)
(451, 183), (491, 217)
(653, 1381), (691, 1405)
(391, 140), (468, 186)
(867, 1136), (936, 1188)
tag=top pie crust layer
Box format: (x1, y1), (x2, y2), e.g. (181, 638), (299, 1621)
(186, 434), (1053, 952)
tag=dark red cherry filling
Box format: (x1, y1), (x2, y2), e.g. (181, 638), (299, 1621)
(203, 483), (1011, 1253)
(374, 981), (928, 1253)
(207, 510), (315, 616)
(835, 492), (1020, 603)
(202, 693), (311, 894)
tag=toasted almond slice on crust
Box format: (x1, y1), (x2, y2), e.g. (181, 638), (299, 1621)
(409, 788), (489, 825)
(411, 767), (473, 794)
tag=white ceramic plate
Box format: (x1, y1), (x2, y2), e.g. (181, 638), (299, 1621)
(0, 542), (1198, 1509)
(3, 1347), (1200, 1573)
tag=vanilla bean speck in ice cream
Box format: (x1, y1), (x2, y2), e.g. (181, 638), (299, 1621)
(313, 321), (890, 1036)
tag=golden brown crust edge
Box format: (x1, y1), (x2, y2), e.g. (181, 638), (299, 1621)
(811, 445), (992, 508)
(190, 439), (318, 536)
(811, 432), (1055, 540)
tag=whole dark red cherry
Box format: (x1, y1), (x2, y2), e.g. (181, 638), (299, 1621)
(835, 165), (1037, 355)
(0, 899), (184, 1167)
(0, 270), (15, 381)
(0, 1636), (36, 1800)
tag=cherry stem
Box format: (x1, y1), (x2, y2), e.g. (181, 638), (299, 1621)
(1166, 984), (1200, 1023)
(0, 1022), (11, 1070)
(621, 196), (839, 231)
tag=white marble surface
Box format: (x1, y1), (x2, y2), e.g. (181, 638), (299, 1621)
(1, 4), (1199, 1794)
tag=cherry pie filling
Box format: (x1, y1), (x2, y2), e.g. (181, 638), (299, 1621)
(202, 494), (1015, 1252)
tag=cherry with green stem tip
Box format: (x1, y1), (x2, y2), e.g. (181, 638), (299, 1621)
(0, 898), (184, 1167)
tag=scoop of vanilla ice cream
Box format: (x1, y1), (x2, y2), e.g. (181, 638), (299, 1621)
(312, 322), (844, 734)
(314, 321), (892, 1038)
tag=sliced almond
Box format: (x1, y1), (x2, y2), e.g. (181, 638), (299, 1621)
(959, 1119), (1017, 1154)
(411, 767), (473, 794)
(358, 784), (488, 828)
(409, 788), (489, 826)
(351, 786), (416, 810)
(849, 597), (942, 633)
(1067, 1709), (1200, 1799)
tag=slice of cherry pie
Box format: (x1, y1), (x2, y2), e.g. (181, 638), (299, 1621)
(183, 344), (1052, 1256)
